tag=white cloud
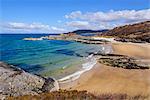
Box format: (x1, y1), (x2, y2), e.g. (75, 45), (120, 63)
(66, 20), (119, 30)
(65, 11), (82, 19)
(64, 9), (150, 30)
(65, 9), (150, 23)
(66, 21), (89, 29)
(66, 21), (111, 30)
(1, 22), (67, 33)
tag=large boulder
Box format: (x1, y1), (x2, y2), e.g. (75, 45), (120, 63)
(0, 61), (59, 99)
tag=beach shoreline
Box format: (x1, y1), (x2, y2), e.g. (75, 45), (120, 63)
(57, 44), (112, 84)
(59, 42), (150, 96)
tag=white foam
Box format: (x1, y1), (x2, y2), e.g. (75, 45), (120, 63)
(58, 54), (97, 83)
(58, 45), (112, 83)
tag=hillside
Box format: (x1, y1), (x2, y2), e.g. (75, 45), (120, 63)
(100, 21), (150, 43)
(72, 29), (108, 34)
(64, 29), (108, 36)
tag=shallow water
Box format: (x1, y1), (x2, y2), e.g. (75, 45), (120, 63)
(0, 34), (110, 79)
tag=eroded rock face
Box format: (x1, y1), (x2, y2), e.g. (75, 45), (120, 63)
(0, 62), (59, 99)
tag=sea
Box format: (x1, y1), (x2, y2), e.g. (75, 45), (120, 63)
(0, 34), (112, 81)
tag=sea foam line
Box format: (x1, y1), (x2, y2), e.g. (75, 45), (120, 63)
(58, 45), (113, 83)
(58, 54), (97, 83)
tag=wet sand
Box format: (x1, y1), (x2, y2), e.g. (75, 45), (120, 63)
(60, 43), (150, 96)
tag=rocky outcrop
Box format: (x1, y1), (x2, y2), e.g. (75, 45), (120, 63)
(96, 54), (150, 69)
(74, 38), (109, 44)
(114, 33), (150, 43)
(0, 62), (59, 99)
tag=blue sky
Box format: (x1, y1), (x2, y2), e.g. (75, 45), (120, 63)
(0, 0), (150, 33)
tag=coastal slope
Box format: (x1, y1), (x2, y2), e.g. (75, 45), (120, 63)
(99, 21), (150, 43)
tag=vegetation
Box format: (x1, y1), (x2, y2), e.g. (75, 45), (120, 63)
(99, 21), (150, 43)
(7, 90), (96, 100)
(7, 90), (149, 100)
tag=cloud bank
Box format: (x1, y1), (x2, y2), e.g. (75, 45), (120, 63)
(65, 9), (150, 22)
(1, 9), (150, 33)
(65, 9), (150, 29)
(1, 22), (67, 33)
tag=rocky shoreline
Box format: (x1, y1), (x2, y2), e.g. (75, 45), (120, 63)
(0, 62), (59, 99)
(95, 54), (150, 69)
(23, 35), (111, 44)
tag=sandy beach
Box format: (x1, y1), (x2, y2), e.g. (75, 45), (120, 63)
(60, 43), (150, 96)
(112, 42), (150, 59)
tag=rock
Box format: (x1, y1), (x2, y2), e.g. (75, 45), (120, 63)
(97, 54), (150, 69)
(0, 61), (59, 98)
(41, 77), (59, 92)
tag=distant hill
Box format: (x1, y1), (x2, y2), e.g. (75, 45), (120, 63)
(100, 21), (150, 43)
(71, 29), (108, 34)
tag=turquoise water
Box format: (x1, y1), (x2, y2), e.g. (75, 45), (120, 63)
(0, 34), (105, 79)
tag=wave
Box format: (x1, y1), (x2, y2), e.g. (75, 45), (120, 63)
(58, 45), (113, 83)
(58, 54), (97, 83)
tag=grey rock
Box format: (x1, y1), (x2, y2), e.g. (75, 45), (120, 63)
(0, 61), (59, 98)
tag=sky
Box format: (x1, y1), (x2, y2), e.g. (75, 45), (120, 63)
(0, 0), (150, 33)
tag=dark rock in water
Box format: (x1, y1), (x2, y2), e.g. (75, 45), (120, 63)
(98, 54), (150, 69)
(12, 63), (44, 74)
(49, 40), (73, 45)
(0, 61), (59, 99)
(51, 49), (84, 57)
